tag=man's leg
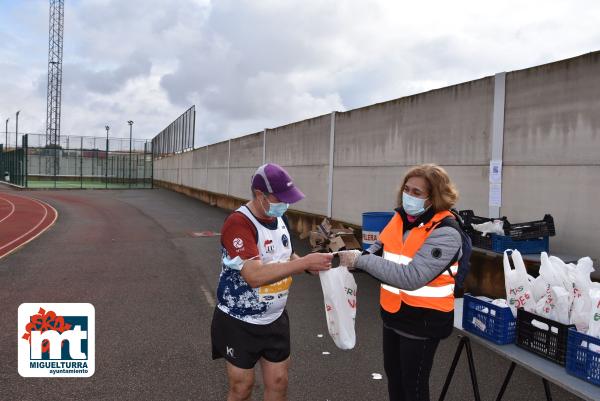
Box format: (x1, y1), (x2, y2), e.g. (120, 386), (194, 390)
(226, 361), (255, 401)
(260, 356), (290, 401)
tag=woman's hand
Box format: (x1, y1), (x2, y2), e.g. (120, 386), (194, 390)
(336, 250), (362, 269)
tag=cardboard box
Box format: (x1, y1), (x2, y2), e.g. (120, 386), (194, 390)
(339, 234), (361, 250)
(317, 218), (332, 237)
(328, 236), (346, 252)
(309, 218), (361, 252)
(330, 228), (354, 235)
(309, 231), (329, 248)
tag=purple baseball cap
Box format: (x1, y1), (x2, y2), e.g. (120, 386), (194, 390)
(251, 163), (305, 204)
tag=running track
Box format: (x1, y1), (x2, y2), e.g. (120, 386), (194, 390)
(0, 190), (58, 259)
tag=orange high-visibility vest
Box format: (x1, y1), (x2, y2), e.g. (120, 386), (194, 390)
(378, 210), (457, 314)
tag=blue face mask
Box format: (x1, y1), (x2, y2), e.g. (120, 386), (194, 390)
(267, 202), (290, 217)
(222, 255), (244, 271)
(265, 197), (289, 218)
(402, 192), (429, 216)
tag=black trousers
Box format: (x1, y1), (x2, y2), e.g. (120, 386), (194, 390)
(383, 326), (440, 401)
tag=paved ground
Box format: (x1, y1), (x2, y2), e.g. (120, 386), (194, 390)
(0, 188), (585, 400)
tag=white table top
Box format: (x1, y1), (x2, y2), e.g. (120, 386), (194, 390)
(471, 247), (581, 264)
(454, 298), (600, 401)
(469, 248), (600, 280)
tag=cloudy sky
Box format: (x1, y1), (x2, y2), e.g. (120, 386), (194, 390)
(1, 0), (599, 147)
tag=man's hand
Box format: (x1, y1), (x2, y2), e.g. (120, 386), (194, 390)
(300, 252), (334, 271)
(242, 252), (333, 288)
(336, 250), (362, 269)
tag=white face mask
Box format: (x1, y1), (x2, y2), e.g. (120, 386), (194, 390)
(402, 192), (429, 216)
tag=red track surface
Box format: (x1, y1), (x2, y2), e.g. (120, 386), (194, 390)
(0, 191), (58, 259)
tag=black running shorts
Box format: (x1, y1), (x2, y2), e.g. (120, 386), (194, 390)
(211, 307), (290, 369)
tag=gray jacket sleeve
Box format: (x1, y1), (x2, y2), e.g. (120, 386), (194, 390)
(355, 226), (462, 290)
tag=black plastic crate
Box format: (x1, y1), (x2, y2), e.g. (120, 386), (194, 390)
(459, 210), (509, 234)
(516, 308), (574, 365)
(469, 232), (493, 250)
(506, 214), (556, 240)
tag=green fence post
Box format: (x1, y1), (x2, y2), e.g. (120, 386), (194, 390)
(24, 134), (28, 188)
(151, 143), (154, 189)
(142, 145), (146, 188)
(105, 137), (109, 189)
(80, 137), (83, 189)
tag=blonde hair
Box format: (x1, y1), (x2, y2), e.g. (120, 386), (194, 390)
(397, 164), (459, 212)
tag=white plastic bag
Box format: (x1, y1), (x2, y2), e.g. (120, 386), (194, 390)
(504, 250), (536, 317)
(535, 253), (562, 317)
(547, 286), (571, 324)
(471, 220), (505, 236)
(539, 252), (564, 287)
(549, 255), (575, 294)
(570, 257), (594, 331)
(531, 275), (549, 302)
(535, 253), (574, 323)
(587, 283), (600, 338)
(319, 266), (357, 349)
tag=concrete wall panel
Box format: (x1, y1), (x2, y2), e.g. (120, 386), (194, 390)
(265, 115), (331, 166)
(150, 51), (600, 262)
(446, 166), (490, 217)
(334, 78), (494, 167)
(502, 165), (600, 261)
(264, 115), (331, 214)
(192, 147), (208, 189)
(504, 53), (600, 164)
(332, 166), (402, 224)
(229, 167), (255, 200)
(207, 169), (228, 194)
(230, 132), (263, 168)
(180, 151), (193, 169)
(284, 166), (329, 215)
(331, 165), (488, 225)
(207, 141), (230, 168)
(179, 152), (193, 186)
(205, 141), (230, 193)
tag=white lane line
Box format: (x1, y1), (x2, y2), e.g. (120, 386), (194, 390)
(200, 284), (216, 307)
(0, 196), (16, 224)
(0, 198), (48, 251)
(0, 200), (59, 259)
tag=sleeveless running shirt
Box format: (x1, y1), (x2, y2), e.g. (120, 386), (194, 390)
(216, 205), (293, 324)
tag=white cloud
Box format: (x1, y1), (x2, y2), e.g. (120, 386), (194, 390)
(1, 0), (599, 147)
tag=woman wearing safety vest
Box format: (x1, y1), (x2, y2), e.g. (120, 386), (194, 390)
(338, 164), (462, 401)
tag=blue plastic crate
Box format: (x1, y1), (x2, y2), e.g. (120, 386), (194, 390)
(566, 328), (600, 386)
(491, 234), (549, 254)
(462, 294), (516, 345)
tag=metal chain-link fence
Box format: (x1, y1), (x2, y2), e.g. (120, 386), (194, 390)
(0, 145), (26, 186)
(1, 133), (153, 189)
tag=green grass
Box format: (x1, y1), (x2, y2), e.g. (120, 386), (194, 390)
(26, 180), (152, 189)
